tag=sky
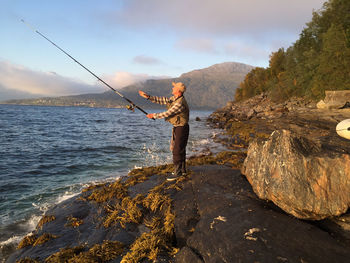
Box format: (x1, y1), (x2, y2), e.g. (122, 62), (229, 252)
(0, 0), (326, 100)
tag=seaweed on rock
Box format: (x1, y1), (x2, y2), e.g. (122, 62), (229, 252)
(14, 151), (248, 262)
(87, 179), (128, 203)
(17, 233), (59, 250)
(65, 216), (84, 228)
(17, 235), (37, 249)
(37, 215), (56, 229)
(16, 257), (40, 263)
(44, 241), (125, 263)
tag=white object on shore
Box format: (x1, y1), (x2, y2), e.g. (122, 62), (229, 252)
(336, 119), (350, 140)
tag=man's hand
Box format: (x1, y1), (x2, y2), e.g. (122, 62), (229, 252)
(147, 113), (155, 119)
(139, 90), (149, 99)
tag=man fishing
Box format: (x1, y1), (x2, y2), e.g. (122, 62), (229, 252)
(21, 19), (191, 180)
(139, 82), (189, 181)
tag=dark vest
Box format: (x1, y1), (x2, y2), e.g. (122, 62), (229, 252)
(165, 96), (189, 127)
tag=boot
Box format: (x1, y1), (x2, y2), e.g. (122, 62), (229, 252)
(181, 161), (186, 175)
(174, 163), (182, 177)
(167, 163), (182, 181)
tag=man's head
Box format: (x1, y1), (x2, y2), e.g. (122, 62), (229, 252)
(172, 82), (186, 97)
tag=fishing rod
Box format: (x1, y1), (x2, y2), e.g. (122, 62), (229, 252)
(21, 19), (148, 115)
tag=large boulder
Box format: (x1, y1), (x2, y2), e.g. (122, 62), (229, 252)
(241, 129), (350, 220)
(317, 90), (350, 109)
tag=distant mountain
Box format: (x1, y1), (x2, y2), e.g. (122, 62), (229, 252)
(0, 84), (44, 101)
(2, 62), (254, 109)
(180, 62), (254, 79)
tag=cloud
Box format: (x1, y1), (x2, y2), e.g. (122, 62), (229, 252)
(112, 0), (325, 38)
(224, 41), (270, 60)
(102, 71), (169, 89)
(0, 60), (171, 100)
(0, 60), (104, 99)
(133, 55), (163, 65)
(175, 38), (218, 54)
(0, 83), (40, 101)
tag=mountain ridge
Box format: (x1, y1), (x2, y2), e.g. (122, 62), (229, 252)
(1, 62), (254, 109)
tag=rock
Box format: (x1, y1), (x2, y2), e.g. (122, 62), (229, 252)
(316, 99), (327, 109)
(195, 117), (201, 121)
(242, 129), (350, 220)
(175, 246), (203, 263)
(284, 96), (315, 111)
(7, 164), (350, 263)
(6, 194), (138, 263)
(173, 165), (350, 262)
(225, 101), (234, 108)
(6, 174), (169, 263)
(253, 105), (265, 113)
(316, 211), (350, 241)
(209, 93), (314, 124)
(317, 90), (350, 109)
(246, 109), (256, 119)
(273, 106), (289, 113)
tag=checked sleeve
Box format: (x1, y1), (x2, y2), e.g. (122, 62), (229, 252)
(153, 99), (184, 119)
(148, 96), (170, 105)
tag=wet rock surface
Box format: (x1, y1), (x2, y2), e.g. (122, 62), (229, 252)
(6, 173), (174, 263)
(173, 165), (350, 263)
(8, 165), (350, 263)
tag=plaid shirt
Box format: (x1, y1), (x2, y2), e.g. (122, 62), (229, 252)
(149, 95), (186, 119)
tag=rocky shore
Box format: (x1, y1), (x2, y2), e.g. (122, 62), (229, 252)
(6, 94), (350, 263)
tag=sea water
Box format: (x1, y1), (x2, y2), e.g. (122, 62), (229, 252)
(0, 104), (220, 260)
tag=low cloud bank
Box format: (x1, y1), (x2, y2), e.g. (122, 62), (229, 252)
(0, 60), (168, 100)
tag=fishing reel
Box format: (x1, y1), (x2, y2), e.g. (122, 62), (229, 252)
(126, 104), (135, 112)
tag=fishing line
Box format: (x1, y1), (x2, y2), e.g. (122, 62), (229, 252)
(21, 19), (148, 115)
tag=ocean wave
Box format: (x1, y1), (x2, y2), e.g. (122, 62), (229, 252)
(0, 181), (98, 258)
(0, 214), (41, 245)
(56, 191), (79, 204)
(63, 145), (131, 154)
(196, 138), (211, 145)
(0, 182), (32, 192)
(0, 235), (23, 247)
(93, 119), (108, 123)
(19, 214), (42, 233)
(0, 235), (23, 263)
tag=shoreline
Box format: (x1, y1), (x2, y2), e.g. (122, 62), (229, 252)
(5, 96), (350, 262)
(4, 150), (247, 263)
(0, 115), (227, 262)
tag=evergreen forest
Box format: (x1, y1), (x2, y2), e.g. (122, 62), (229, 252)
(235, 0), (350, 102)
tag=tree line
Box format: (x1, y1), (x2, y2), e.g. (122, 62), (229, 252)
(235, 0), (350, 102)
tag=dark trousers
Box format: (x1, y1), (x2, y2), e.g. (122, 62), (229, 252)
(172, 124), (189, 175)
